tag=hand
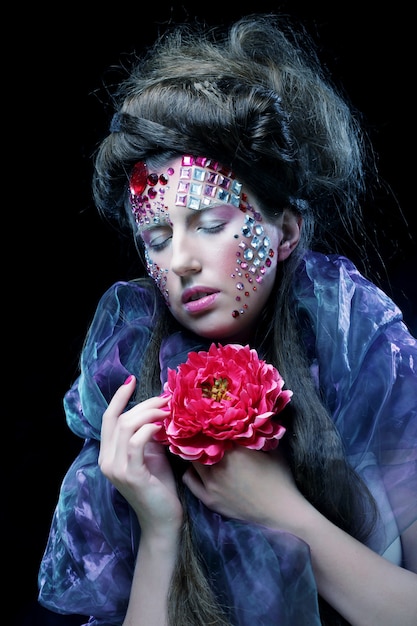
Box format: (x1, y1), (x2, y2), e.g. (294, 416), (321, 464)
(99, 376), (183, 538)
(182, 445), (309, 530)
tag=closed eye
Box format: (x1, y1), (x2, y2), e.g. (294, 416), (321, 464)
(197, 222), (226, 234)
(141, 227), (172, 252)
(145, 222), (226, 251)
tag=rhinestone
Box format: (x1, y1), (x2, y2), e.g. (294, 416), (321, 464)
(148, 173), (158, 186)
(179, 166), (192, 179)
(217, 189), (230, 202)
(130, 162), (148, 196)
(190, 182), (203, 195)
(187, 196), (201, 210)
(175, 194), (187, 206)
(203, 184), (216, 197)
(193, 168), (206, 181)
(230, 180), (242, 194)
(207, 172), (219, 184)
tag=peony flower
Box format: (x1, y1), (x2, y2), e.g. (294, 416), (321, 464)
(154, 343), (292, 465)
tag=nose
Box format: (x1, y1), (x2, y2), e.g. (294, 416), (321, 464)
(170, 232), (202, 276)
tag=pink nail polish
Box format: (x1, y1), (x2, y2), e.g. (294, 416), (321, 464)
(123, 375), (134, 385)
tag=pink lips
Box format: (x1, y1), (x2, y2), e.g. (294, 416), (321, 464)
(181, 287), (220, 313)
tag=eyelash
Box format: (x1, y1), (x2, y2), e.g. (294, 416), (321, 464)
(148, 239), (170, 252)
(199, 223), (225, 234)
(147, 223), (226, 251)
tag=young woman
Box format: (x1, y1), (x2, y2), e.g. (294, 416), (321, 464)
(38, 14), (417, 626)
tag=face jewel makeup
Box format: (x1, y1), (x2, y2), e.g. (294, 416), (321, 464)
(129, 155), (252, 227)
(129, 161), (174, 226)
(231, 215), (275, 318)
(173, 155), (245, 211)
(129, 155), (277, 320)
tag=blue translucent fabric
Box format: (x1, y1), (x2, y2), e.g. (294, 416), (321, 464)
(38, 252), (417, 625)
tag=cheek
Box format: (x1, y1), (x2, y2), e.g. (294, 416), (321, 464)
(230, 220), (277, 318)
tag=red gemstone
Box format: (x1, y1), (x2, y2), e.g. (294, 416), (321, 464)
(147, 172), (159, 186)
(129, 162), (148, 196)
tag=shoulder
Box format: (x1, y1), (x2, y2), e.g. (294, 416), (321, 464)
(89, 278), (161, 329)
(81, 278), (161, 369)
(97, 278), (157, 313)
(294, 251), (403, 326)
(298, 250), (373, 285)
(65, 279), (160, 438)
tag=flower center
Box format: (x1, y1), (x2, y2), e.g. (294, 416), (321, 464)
(201, 377), (230, 402)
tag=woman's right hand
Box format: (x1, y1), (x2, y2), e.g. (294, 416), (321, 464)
(99, 375), (183, 538)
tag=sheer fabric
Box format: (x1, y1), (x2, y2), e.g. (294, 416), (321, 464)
(38, 252), (417, 625)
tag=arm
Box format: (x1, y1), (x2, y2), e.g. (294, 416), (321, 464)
(297, 500), (417, 626)
(183, 446), (417, 626)
(99, 377), (182, 626)
(123, 514), (179, 626)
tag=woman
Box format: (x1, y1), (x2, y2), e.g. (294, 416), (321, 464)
(38, 14), (417, 626)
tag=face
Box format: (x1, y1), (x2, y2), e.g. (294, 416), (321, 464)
(130, 155), (287, 343)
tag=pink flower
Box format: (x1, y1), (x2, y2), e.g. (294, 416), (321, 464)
(154, 343), (292, 465)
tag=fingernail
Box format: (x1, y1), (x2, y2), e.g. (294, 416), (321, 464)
(123, 375), (134, 385)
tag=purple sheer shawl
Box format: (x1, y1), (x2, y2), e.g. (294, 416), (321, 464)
(38, 252), (417, 625)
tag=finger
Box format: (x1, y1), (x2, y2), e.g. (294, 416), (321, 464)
(106, 374), (137, 417)
(114, 395), (170, 435)
(102, 399), (170, 470)
(182, 464), (205, 498)
(100, 375), (137, 447)
(124, 422), (164, 468)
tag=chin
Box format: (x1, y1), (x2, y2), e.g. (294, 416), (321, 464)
(176, 309), (253, 344)
(197, 324), (252, 345)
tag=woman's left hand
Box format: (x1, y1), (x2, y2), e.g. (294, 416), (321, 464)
(182, 445), (308, 529)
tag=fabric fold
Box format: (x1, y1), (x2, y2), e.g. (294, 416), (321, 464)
(38, 252), (417, 624)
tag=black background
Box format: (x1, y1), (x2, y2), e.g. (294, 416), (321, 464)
(14, 2), (416, 625)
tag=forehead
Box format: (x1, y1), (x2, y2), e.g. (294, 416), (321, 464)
(129, 155), (254, 226)
(173, 155), (243, 210)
